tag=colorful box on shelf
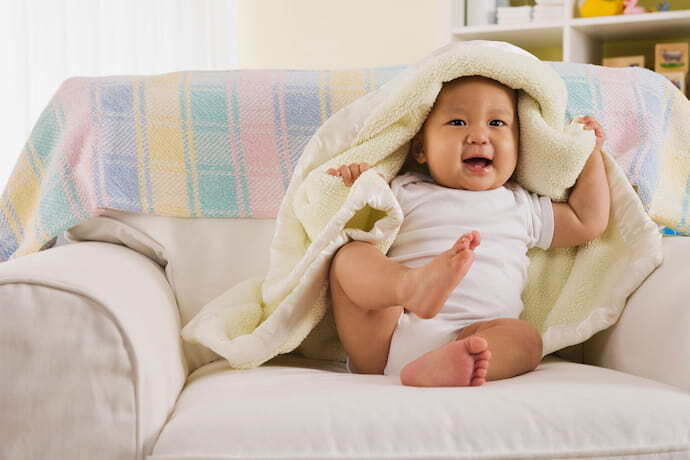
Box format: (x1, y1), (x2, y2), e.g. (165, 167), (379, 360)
(655, 42), (688, 74)
(602, 55), (645, 68)
(654, 43), (688, 97)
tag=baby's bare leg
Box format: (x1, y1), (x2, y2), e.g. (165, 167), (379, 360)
(330, 241), (409, 311)
(330, 234), (478, 375)
(400, 318), (542, 387)
(329, 241), (406, 374)
(460, 318), (543, 381)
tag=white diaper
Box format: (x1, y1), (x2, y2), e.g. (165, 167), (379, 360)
(383, 311), (476, 376)
(344, 311), (505, 376)
(345, 311), (461, 375)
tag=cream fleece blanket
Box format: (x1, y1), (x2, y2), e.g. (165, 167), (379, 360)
(182, 41), (663, 368)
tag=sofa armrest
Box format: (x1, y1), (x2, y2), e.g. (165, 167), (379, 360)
(584, 236), (690, 393)
(0, 242), (188, 460)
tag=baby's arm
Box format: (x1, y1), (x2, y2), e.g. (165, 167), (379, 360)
(550, 116), (610, 248)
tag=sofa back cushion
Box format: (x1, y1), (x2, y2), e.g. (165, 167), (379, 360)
(66, 210), (276, 370)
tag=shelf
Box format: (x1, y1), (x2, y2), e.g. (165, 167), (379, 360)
(450, 2), (690, 64)
(451, 23), (563, 48)
(570, 10), (690, 40)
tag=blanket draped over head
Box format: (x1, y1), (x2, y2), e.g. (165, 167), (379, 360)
(181, 41), (663, 368)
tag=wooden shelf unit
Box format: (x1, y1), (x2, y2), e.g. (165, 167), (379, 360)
(451, 1), (690, 64)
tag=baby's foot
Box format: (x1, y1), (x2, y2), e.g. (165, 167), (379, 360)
(398, 231), (479, 320)
(399, 335), (492, 387)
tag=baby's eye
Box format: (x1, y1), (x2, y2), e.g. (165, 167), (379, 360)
(449, 119), (466, 126)
(490, 120), (506, 127)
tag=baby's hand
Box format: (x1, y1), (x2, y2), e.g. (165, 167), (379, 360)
(577, 116), (605, 153)
(326, 162), (383, 187)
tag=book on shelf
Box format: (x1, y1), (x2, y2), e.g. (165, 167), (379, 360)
(464, 0), (565, 27)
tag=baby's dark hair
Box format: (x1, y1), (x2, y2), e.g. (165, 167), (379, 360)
(400, 135), (431, 176)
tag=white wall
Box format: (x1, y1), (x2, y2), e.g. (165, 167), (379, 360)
(0, 0), (237, 191)
(235, 0), (451, 69)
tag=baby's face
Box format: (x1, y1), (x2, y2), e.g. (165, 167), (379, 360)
(413, 76), (519, 191)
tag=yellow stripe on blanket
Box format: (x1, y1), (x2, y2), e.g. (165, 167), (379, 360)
(145, 73), (194, 216)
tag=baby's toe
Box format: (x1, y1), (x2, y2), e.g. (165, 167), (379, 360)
(475, 349), (491, 361)
(452, 237), (469, 252)
(465, 335), (489, 354)
(475, 359), (489, 370)
(470, 376), (486, 387)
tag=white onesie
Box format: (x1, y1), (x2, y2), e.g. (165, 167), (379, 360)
(379, 171), (554, 376)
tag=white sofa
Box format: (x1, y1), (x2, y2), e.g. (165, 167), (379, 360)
(1, 206), (689, 459)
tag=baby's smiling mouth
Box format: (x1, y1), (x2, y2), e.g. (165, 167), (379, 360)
(462, 156), (494, 174)
(463, 157), (493, 168)
(461, 148), (494, 174)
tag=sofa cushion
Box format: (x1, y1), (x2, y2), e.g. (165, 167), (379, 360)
(65, 209), (277, 371)
(151, 355), (690, 459)
(584, 235), (690, 393)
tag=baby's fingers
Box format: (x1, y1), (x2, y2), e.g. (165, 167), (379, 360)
(591, 120), (605, 137)
(348, 164), (362, 183)
(345, 163), (372, 186)
(578, 116), (605, 141)
(340, 165), (353, 185)
(351, 163), (371, 178)
(578, 116), (597, 130)
(326, 163), (378, 187)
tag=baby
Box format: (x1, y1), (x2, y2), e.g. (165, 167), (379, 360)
(326, 75), (609, 387)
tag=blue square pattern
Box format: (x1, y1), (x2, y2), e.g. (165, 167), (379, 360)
(101, 84), (134, 115)
(104, 162), (141, 210)
(102, 117), (137, 160)
(284, 91), (322, 129)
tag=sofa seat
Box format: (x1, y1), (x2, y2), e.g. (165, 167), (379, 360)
(150, 355), (690, 459)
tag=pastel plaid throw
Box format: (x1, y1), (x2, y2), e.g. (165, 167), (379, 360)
(0, 63), (687, 262)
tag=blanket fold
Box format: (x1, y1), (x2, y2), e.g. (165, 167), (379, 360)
(181, 41), (663, 368)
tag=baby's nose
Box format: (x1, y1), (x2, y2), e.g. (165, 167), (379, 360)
(466, 129), (489, 144)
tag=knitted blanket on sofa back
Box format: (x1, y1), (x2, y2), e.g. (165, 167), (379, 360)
(3, 40), (683, 367)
